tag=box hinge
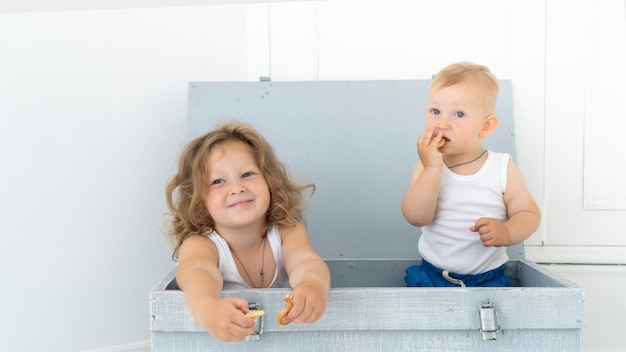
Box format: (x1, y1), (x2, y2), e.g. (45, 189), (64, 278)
(479, 300), (499, 341)
(246, 302), (264, 341)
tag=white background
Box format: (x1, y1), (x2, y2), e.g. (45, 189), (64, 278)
(1, 1), (625, 351)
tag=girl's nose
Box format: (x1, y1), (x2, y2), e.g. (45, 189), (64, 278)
(230, 183), (246, 195)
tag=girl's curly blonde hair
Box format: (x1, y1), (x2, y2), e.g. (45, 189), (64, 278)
(165, 121), (314, 260)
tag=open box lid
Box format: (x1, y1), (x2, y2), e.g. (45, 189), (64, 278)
(188, 80), (524, 260)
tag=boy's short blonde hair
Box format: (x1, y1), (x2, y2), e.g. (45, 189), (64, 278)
(431, 61), (500, 114)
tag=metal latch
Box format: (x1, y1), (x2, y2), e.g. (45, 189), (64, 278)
(246, 302), (264, 341)
(479, 300), (499, 341)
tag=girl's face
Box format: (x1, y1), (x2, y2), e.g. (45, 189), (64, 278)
(425, 82), (490, 156)
(204, 140), (270, 233)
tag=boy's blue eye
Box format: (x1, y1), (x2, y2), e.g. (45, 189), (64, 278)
(455, 111), (465, 118)
(431, 108), (440, 115)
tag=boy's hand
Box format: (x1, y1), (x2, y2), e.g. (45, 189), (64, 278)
(196, 297), (256, 342)
(283, 283), (327, 324)
(471, 217), (511, 247)
(417, 128), (444, 169)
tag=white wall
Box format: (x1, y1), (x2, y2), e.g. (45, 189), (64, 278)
(0, 5), (249, 352)
(1, 1), (625, 351)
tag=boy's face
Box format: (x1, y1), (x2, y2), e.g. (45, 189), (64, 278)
(425, 82), (492, 153)
(204, 140), (270, 233)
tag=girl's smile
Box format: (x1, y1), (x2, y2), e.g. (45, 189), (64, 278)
(227, 197), (254, 208)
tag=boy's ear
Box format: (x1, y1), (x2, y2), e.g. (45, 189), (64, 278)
(479, 114), (499, 138)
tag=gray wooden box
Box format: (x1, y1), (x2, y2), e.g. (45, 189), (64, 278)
(150, 80), (584, 351)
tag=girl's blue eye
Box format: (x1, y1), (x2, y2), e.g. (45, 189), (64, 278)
(455, 111), (465, 118)
(242, 171), (253, 178)
(430, 108), (440, 115)
(211, 179), (224, 185)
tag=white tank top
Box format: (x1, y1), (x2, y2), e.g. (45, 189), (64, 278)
(418, 151), (510, 275)
(207, 225), (290, 289)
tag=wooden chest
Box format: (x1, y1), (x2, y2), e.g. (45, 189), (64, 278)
(150, 80), (584, 351)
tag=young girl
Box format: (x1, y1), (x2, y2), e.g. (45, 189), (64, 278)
(165, 121), (330, 341)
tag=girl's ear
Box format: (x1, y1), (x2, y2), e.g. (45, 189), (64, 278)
(479, 114), (499, 139)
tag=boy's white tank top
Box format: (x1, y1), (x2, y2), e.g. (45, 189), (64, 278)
(208, 225), (290, 289)
(418, 151), (510, 275)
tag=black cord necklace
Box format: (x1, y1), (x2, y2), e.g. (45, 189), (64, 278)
(445, 149), (488, 169)
(232, 235), (267, 288)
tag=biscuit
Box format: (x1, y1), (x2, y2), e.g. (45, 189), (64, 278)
(245, 310), (265, 319)
(276, 295), (294, 325)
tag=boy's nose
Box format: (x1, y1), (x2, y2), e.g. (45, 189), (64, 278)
(437, 121), (451, 130)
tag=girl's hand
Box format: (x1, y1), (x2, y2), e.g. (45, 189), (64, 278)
(196, 297), (256, 342)
(417, 128), (444, 169)
(282, 283), (327, 324)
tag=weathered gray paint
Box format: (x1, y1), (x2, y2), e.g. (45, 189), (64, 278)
(151, 260), (584, 351)
(152, 330), (582, 352)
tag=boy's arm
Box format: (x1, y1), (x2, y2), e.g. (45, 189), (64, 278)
(401, 131), (444, 227)
(176, 235), (256, 341)
(472, 160), (541, 247)
(280, 223), (330, 324)
(401, 161), (442, 226)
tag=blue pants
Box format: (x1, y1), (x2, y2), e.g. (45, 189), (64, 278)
(405, 259), (513, 287)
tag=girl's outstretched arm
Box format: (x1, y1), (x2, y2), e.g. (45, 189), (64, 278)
(280, 223), (330, 324)
(176, 235), (256, 341)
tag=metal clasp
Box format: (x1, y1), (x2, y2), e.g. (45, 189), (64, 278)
(246, 302), (264, 341)
(479, 300), (499, 341)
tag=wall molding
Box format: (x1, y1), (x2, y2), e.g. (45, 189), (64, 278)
(526, 245), (626, 265)
(583, 0), (626, 209)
